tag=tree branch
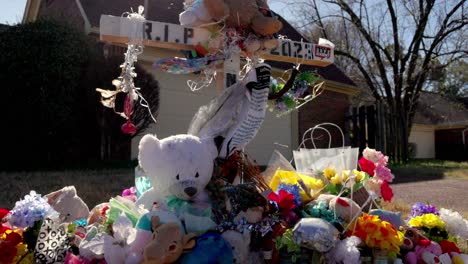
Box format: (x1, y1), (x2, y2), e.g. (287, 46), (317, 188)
(335, 49), (381, 101)
(336, 0), (394, 104)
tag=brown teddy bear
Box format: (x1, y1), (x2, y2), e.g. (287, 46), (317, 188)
(203, 0), (283, 36)
(142, 216), (196, 264)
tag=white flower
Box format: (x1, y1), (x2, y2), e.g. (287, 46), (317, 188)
(363, 148), (379, 163)
(103, 215), (137, 264)
(439, 208), (468, 240)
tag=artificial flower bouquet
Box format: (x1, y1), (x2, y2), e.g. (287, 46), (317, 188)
(2, 147), (468, 264)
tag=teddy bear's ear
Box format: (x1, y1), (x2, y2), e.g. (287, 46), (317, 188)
(183, 233), (197, 251)
(201, 137), (219, 160)
(139, 134), (162, 172)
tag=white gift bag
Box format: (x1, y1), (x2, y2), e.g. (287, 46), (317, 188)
(294, 123), (359, 175)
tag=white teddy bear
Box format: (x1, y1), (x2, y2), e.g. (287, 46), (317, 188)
(136, 134), (218, 212)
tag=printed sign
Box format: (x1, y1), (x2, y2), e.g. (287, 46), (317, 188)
(100, 15), (334, 66)
(220, 64), (271, 157)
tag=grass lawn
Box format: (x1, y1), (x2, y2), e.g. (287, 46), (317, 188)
(390, 159), (468, 183)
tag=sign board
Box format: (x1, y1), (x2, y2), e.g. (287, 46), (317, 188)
(100, 15), (334, 67)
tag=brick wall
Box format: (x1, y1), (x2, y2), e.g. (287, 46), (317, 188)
(298, 89), (351, 148)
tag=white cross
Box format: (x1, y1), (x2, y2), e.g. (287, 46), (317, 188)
(99, 15), (334, 89)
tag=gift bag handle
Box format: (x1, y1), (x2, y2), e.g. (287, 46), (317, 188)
(301, 123), (345, 150)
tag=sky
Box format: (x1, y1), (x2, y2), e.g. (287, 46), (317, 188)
(0, 0), (27, 25)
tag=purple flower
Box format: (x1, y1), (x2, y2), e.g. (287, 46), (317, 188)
(411, 202), (439, 217)
(9, 191), (58, 228)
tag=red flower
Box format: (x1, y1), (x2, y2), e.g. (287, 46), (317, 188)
(268, 190), (295, 216)
(439, 240), (460, 254)
(0, 209), (9, 220)
(0, 243), (18, 264)
(380, 181), (393, 202)
(359, 157), (376, 176)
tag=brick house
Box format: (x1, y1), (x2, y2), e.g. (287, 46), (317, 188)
(24, 0), (359, 164)
(409, 92), (468, 160)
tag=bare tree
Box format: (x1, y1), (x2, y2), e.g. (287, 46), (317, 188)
(292, 0), (467, 162)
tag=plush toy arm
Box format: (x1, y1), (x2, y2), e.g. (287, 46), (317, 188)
(135, 188), (166, 211)
(203, 0), (230, 21)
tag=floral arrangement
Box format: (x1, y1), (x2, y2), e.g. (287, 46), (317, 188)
(3, 147), (468, 264)
(408, 203), (468, 243)
(268, 71), (323, 114)
(358, 148), (395, 202)
(321, 168), (368, 196)
(348, 214), (404, 256)
(410, 202), (439, 217)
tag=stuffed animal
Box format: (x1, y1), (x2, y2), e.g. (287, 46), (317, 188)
(136, 134), (218, 211)
(369, 209), (402, 228)
(221, 230), (251, 264)
(178, 232), (233, 264)
(404, 239), (443, 264)
(142, 216), (196, 264)
(181, 0), (282, 36)
(179, 0), (213, 27)
(315, 194), (361, 223)
(45, 186), (89, 222)
(127, 210), (184, 264)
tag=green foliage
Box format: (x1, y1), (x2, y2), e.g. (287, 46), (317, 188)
(0, 19), (159, 169)
(0, 19), (92, 167)
(275, 229), (302, 263)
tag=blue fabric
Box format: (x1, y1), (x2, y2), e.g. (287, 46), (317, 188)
(178, 232), (233, 264)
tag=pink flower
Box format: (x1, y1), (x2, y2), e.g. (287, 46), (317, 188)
(381, 181), (394, 202)
(122, 187), (137, 202)
(359, 157), (376, 176)
(375, 165), (394, 182)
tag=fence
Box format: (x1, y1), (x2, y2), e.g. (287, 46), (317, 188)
(348, 102), (399, 159)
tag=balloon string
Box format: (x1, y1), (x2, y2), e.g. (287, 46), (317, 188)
(135, 89), (158, 124)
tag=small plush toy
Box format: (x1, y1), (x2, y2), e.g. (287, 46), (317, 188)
(404, 239), (443, 264)
(179, 0), (213, 27)
(136, 134), (218, 211)
(369, 209), (402, 228)
(314, 194), (361, 223)
(178, 232), (234, 264)
(182, 0), (282, 36)
(45, 186), (89, 222)
(127, 210), (184, 264)
(221, 230), (251, 264)
(142, 216), (196, 264)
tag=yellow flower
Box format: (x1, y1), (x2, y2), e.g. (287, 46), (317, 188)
(269, 170), (324, 203)
(353, 169), (366, 182)
(330, 174), (341, 186)
(323, 167), (336, 180)
(341, 170), (350, 182)
(409, 214), (445, 229)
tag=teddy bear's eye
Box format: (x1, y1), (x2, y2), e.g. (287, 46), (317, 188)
(176, 174), (180, 180)
(195, 172), (199, 178)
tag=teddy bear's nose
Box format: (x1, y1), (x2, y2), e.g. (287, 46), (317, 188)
(184, 187), (197, 197)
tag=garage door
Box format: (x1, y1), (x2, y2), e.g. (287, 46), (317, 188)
(131, 62), (293, 165)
